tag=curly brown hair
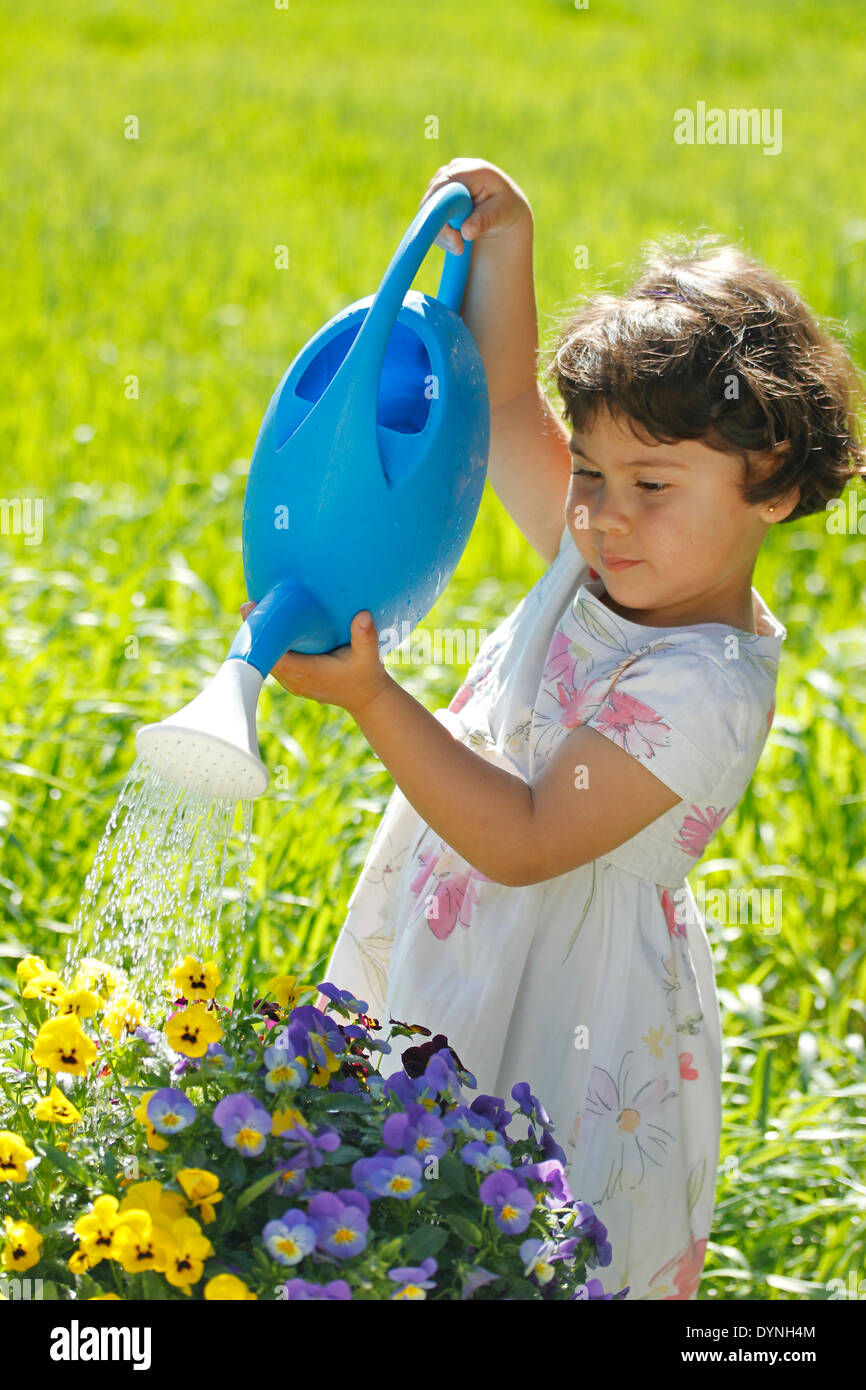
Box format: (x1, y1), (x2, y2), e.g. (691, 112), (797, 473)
(540, 233), (866, 522)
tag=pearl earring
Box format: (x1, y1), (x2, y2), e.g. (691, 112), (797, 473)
(768, 507), (774, 512)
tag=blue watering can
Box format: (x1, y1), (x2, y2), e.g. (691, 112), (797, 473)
(135, 182), (490, 799)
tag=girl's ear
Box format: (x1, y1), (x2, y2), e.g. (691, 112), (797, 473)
(752, 442), (799, 522)
(763, 480), (801, 523)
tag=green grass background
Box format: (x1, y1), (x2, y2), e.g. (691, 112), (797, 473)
(1, 0), (865, 1300)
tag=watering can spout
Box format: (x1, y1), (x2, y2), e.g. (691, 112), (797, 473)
(135, 577), (335, 800)
(135, 660), (269, 800)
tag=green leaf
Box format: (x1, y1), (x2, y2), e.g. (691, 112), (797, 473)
(225, 1153), (246, 1187)
(376, 1237), (404, 1265)
(236, 1168), (285, 1212)
(36, 1140), (89, 1184)
(103, 1147), (117, 1184)
(330, 1144), (364, 1162)
(446, 1213), (484, 1246)
(404, 1221), (450, 1263)
(315, 1092), (371, 1113)
(505, 1276), (538, 1299)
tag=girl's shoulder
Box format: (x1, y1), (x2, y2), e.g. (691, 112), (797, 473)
(551, 577), (785, 773)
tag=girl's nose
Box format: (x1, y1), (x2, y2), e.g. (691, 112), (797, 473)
(590, 493), (631, 535)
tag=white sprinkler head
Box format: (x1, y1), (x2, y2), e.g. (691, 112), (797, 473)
(135, 659), (269, 800)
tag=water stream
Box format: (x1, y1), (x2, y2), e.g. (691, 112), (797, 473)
(64, 758), (254, 1017)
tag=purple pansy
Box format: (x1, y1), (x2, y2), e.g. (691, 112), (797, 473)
(387, 1257), (438, 1298)
(511, 1081), (553, 1130)
(382, 1102), (448, 1163)
(306, 1190), (369, 1259)
(146, 1087), (196, 1135)
(262, 1041), (307, 1092)
(468, 1094), (513, 1137)
(273, 1152), (311, 1198)
(316, 983), (369, 1016)
(212, 1091), (272, 1156)
(281, 1278), (353, 1300)
(370, 1154), (423, 1200)
(262, 1210), (318, 1266)
(461, 1265), (500, 1299)
(520, 1238), (557, 1284)
(478, 1170), (536, 1234)
(460, 1139), (512, 1173)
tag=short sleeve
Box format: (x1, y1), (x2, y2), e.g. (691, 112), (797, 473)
(581, 648), (745, 803)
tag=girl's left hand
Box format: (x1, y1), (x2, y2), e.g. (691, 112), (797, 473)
(239, 601), (392, 718)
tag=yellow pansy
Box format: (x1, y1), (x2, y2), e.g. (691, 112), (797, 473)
(16, 955), (48, 985)
(90, 1293), (122, 1299)
(119, 1180), (188, 1229)
(176, 1169), (223, 1224)
(163, 1216), (215, 1293)
(74, 1194), (123, 1266)
(271, 1105), (306, 1137)
(31, 1015), (97, 1077)
(55, 987), (101, 1020)
(133, 1091), (168, 1152)
(112, 1211), (172, 1275)
(33, 1086), (82, 1125)
(103, 993), (143, 1041)
(204, 1273), (257, 1300)
(2, 1217), (42, 1272)
(308, 1041), (342, 1088)
(68, 1248), (95, 1274)
(170, 956), (222, 1002)
(22, 970), (66, 1002)
(264, 974), (301, 1010)
(72, 958), (127, 1001)
(0, 1131), (35, 1183)
(164, 1003), (223, 1058)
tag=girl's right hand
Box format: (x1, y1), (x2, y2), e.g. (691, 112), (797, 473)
(419, 157), (532, 257)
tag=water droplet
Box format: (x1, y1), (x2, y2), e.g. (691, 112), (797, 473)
(64, 759), (255, 1019)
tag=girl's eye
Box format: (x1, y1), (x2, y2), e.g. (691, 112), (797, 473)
(571, 468), (668, 494)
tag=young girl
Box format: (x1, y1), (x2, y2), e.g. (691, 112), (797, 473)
(242, 158), (866, 1300)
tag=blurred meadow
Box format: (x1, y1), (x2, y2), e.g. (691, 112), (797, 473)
(1, 0), (865, 1299)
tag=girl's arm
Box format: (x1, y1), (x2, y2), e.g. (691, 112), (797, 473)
(424, 159), (573, 566)
(248, 611), (682, 890)
(350, 674), (682, 887)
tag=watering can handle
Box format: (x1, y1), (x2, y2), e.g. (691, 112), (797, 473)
(343, 182), (476, 408)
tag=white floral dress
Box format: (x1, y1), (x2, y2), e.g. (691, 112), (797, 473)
(323, 520), (786, 1299)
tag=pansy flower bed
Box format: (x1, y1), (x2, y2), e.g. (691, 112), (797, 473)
(0, 953), (628, 1300)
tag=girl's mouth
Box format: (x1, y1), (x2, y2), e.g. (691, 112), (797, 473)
(600, 556), (641, 571)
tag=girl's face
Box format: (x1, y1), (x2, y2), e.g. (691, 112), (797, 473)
(565, 406), (782, 630)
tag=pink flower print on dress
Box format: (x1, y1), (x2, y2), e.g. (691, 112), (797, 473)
(448, 664), (496, 714)
(542, 627), (577, 689)
(408, 844), (492, 940)
(448, 681), (473, 714)
(448, 635), (508, 713)
(660, 888), (687, 939)
(555, 678), (603, 730)
(409, 846), (439, 901)
(650, 1233), (708, 1300)
(674, 805), (729, 858)
(678, 1052), (699, 1081)
(591, 688), (671, 758)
